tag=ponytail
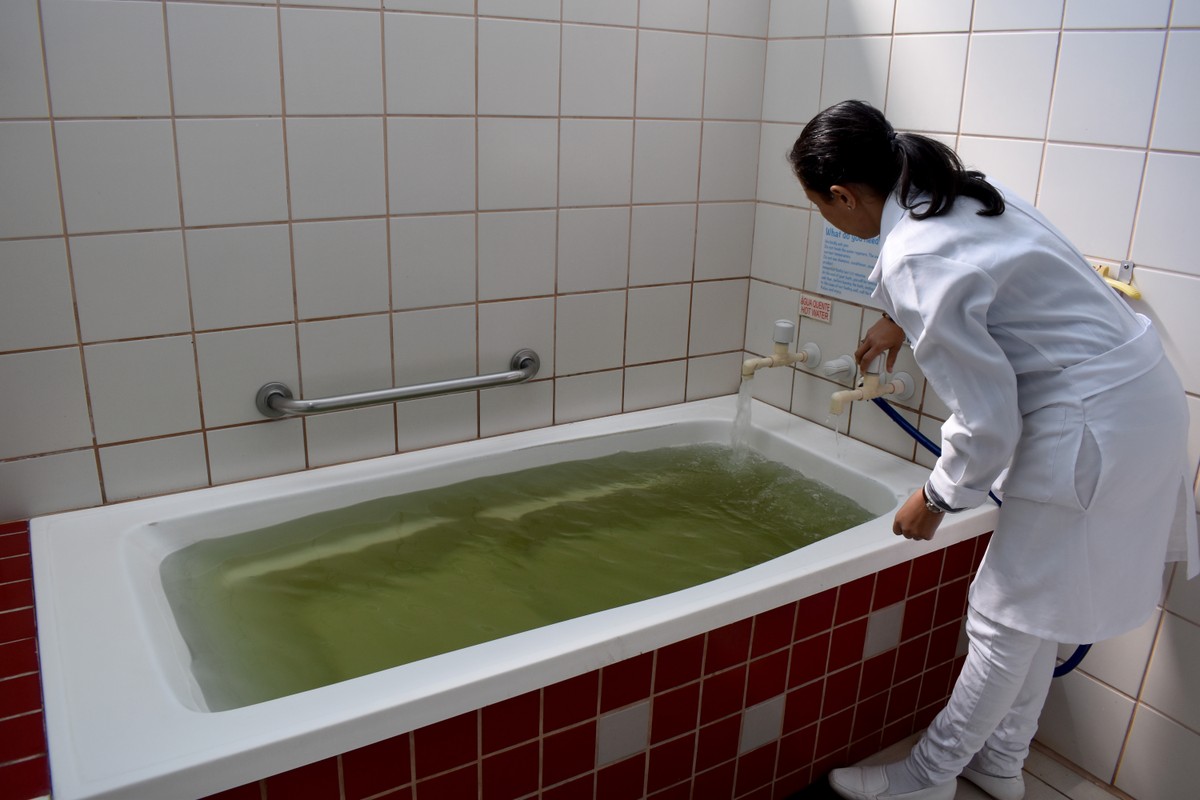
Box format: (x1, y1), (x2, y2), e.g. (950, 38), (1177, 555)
(789, 100), (1004, 219)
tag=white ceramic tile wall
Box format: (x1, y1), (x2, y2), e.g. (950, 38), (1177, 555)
(4, 2), (1200, 793)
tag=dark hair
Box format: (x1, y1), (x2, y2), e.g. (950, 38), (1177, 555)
(788, 100), (1004, 219)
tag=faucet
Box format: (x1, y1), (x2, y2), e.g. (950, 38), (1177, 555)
(742, 320), (821, 379)
(829, 353), (915, 414)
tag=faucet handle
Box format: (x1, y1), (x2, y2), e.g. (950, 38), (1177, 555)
(772, 319), (796, 345)
(822, 355), (854, 377)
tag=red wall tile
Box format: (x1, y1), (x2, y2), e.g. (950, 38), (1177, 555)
(412, 711), (477, 780)
(733, 741), (777, 796)
(647, 732), (696, 793)
(543, 671), (598, 732)
(414, 763), (477, 799)
(788, 633), (830, 688)
(482, 691), (539, 754)
(698, 664), (746, 725)
(481, 740), (538, 800)
(793, 588), (836, 640)
(596, 753), (645, 800)
(751, 602), (797, 658)
(654, 635), (705, 693)
(835, 575), (875, 624)
(601, 652), (653, 713)
(695, 715), (739, 772)
(745, 650), (788, 706)
(264, 757), (339, 800)
(650, 682), (700, 744)
(704, 619), (752, 675)
(342, 733), (411, 800)
(541, 721), (595, 787)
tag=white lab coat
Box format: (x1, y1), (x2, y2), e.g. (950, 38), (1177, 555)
(869, 187), (1198, 642)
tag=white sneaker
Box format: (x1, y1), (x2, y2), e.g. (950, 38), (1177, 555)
(828, 764), (957, 800)
(960, 765), (1025, 800)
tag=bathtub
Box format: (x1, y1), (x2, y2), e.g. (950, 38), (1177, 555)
(31, 396), (997, 800)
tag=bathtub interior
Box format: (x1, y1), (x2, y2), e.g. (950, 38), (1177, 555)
(31, 397), (983, 800)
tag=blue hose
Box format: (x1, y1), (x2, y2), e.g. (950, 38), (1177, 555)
(870, 397), (1090, 677)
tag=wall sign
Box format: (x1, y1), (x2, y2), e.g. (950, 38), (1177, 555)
(815, 221), (882, 308)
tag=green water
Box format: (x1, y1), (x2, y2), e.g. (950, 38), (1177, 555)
(162, 444), (872, 710)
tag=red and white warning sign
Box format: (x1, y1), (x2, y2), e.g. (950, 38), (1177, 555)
(800, 294), (833, 323)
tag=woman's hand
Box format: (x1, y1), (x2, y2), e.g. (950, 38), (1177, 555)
(893, 488), (944, 541)
(855, 316), (906, 373)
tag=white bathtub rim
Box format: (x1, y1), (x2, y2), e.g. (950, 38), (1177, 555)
(31, 397), (997, 800)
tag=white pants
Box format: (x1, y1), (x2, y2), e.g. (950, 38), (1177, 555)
(908, 603), (1059, 784)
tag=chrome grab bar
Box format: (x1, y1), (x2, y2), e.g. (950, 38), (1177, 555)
(255, 348), (541, 418)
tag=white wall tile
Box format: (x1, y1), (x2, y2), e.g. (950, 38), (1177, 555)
(480, 379), (553, 437)
(0, 349), (93, 460)
(196, 325), (299, 428)
(629, 204), (697, 286)
(826, 0), (896, 36)
(293, 219), (390, 319)
(640, 0), (709, 32)
(289, 0), (379, 8)
(768, 0), (828, 38)
(304, 406), (397, 468)
(298, 315), (392, 399)
(1116, 706), (1200, 799)
(1129, 269), (1200, 396)
(955, 137), (1045, 202)
(392, 304), (477, 383)
(385, 14), (475, 115)
(633, 121), (702, 204)
(751, 204), (808, 288)
(1156, 31), (1200, 154)
(1173, 0), (1200, 27)
(744, 280), (800, 356)
(624, 360), (687, 410)
(689, 279), (748, 356)
(695, 203), (756, 281)
(710, 0), (770, 37)
(99, 434), (208, 502)
(1167, 560), (1200, 625)
(390, 214), (476, 310)
(168, 3), (281, 116)
(556, 291), (627, 374)
(821, 36), (892, 110)
(559, 119), (634, 207)
(1133, 153), (1200, 276)
(387, 118), (476, 215)
(1063, 0), (1171, 30)
(478, 19), (560, 117)
(1067, 612), (1158, 697)
(0, 451), (100, 521)
(745, 346), (794, 408)
(972, 0), (1063, 31)
(396, 393), (478, 453)
(84, 337), (201, 444)
(705, 37), (766, 121)
(177, 119), (289, 228)
(563, 0), (638, 26)
(385, 0), (474, 11)
(70, 231), (191, 342)
(626, 284), (691, 364)
(56, 120), (180, 234)
(700, 122), (761, 202)
(756, 123), (807, 208)
(556, 370), (623, 424)
(0, 239), (77, 352)
(478, 0), (560, 21)
(961, 32), (1059, 139)
(864, 603), (905, 658)
(478, 118), (559, 210)
(281, 8), (382, 115)
(478, 297), (556, 377)
(41, 0), (170, 117)
(286, 118), (387, 220)
(686, 351), (741, 400)
(894, 0), (971, 33)
(762, 39), (825, 124)
(558, 207), (630, 293)
(1152, 32), (1200, 152)
(1037, 671), (1135, 782)
(207, 421), (307, 486)
(637, 31), (706, 119)
(886, 34), (967, 133)
(796, 299), (863, 388)
(478, 211), (557, 300)
(0, 0), (49, 118)
(740, 695), (785, 754)
(186, 225), (294, 331)
(1049, 31), (1164, 148)
(1140, 613), (1200, 731)
(1036, 144), (1144, 259)
(561, 25), (636, 118)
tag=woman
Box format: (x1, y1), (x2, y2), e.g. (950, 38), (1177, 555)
(789, 100), (1198, 800)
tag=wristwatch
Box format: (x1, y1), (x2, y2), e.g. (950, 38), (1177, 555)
(922, 485), (945, 515)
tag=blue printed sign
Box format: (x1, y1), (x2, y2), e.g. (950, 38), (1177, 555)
(816, 222), (882, 307)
